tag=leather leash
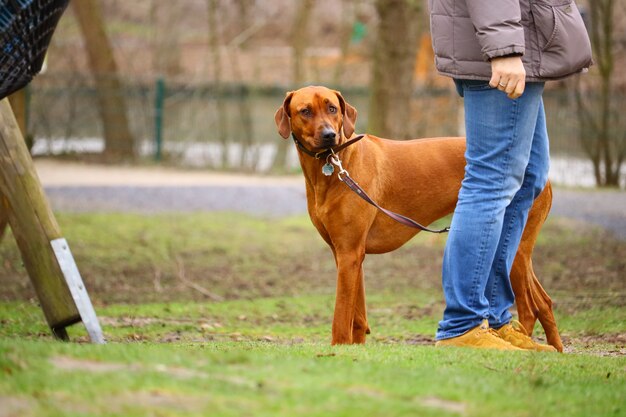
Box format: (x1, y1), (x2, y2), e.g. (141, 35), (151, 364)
(292, 132), (450, 234)
(329, 153), (450, 234)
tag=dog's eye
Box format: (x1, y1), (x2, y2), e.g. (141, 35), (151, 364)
(328, 105), (337, 114)
(300, 108), (312, 117)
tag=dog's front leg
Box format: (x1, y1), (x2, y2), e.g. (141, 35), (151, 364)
(332, 250), (366, 345)
(351, 266), (370, 344)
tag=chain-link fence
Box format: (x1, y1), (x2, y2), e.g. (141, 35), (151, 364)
(22, 74), (626, 187)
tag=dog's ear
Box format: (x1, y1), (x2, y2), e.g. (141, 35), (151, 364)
(274, 91), (294, 139)
(334, 90), (357, 138)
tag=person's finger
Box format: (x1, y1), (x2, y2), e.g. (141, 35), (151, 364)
(504, 79), (516, 95)
(508, 78), (525, 99)
(515, 78), (526, 97)
(489, 71), (501, 89)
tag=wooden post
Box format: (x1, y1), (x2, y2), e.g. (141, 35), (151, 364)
(0, 98), (80, 338)
(8, 89), (27, 137)
(0, 193), (8, 242)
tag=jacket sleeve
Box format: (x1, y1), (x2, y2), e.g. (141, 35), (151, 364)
(466, 0), (526, 61)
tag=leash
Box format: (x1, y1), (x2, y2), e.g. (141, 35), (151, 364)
(291, 132), (449, 234)
(328, 153), (450, 234)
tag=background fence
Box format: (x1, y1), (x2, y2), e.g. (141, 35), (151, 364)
(23, 74), (625, 188)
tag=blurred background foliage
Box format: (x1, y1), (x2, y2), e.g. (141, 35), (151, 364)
(8, 0), (626, 187)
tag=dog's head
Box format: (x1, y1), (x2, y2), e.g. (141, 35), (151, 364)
(274, 86), (357, 150)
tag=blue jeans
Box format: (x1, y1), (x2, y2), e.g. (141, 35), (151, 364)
(436, 80), (550, 340)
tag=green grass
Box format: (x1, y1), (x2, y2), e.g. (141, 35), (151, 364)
(0, 212), (625, 416)
(1, 336), (624, 417)
(0, 212), (454, 303)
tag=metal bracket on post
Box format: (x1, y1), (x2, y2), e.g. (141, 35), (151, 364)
(50, 238), (105, 344)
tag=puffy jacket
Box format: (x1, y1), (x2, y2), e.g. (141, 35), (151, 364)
(429, 0), (593, 81)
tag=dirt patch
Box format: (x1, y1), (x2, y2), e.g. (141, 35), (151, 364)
(53, 356), (132, 373)
(98, 313), (624, 356)
(406, 334), (437, 345)
(113, 390), (209, 412)
(99, 316), (202, 327)
(52, 390), (210, 415)
(561, 334), (626, 357)
(51, 355), (260, 396)
(371, 334), (436, 345)
(52, 356), (207, 380)
(0, 396), (33, 417)
(419, 396), (467, 416)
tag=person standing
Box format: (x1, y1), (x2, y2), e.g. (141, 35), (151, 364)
(429, 0), (592, 350)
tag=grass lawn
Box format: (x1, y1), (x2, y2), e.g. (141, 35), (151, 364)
(0, 212), (624, 416)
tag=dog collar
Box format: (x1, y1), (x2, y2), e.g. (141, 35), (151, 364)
(291, 133), (365, 160)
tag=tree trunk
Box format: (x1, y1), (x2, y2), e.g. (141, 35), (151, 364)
(292, 0), (315, 86)
(576, 0), (623, 187)
(232, 0), (255, 170)
(333, 0), (355, 86)
(207, 0), (230, 169)
(273, 0), (316, 172)
(367, 0), (422, 139)
(235, 0), (254, 51)
(151, 1), (183, 77)
(72, 0), (135, 161)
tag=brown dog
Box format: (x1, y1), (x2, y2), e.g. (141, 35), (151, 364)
(275, 85), (563, 351)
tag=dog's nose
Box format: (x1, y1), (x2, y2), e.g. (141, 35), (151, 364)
(321, 128), (337, 145)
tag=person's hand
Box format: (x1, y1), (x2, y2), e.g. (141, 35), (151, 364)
(489, 56), (526, 99)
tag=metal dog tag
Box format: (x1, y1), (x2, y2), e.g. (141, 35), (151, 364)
(322, 163), (335, 176)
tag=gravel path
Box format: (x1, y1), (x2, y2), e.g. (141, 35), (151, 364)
(36, 159), (626, 240)
(43, 185), (308, 217)
(550, 188), (626, 240)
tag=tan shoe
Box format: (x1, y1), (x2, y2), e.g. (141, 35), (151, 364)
(435, 320), (524, 351)
(496, 320), (557, 352)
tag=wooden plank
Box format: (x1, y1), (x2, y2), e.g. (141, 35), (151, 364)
(0, 98), (80, 330)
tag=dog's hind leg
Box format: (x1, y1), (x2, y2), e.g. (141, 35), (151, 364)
(532, 273), (562, 351)
(511, 252), (563, 352)
(510, 183), (564, 352)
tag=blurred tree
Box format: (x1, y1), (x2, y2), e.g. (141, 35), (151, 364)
(574, 0), (625, 187)
(72, 0), (135, 161)
(367, 0), (422, 139)
(151, 1), (183, 77)
(207, 0), (229, 168)
(333, 0), (356, 85)
(292, 0), (315, 85)
(232, 0), (256, 170)
(235, 0), (254, 51)
(273, 0), (316, 171)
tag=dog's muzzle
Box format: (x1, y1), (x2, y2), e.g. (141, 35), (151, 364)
(321, 127), (337, 147)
